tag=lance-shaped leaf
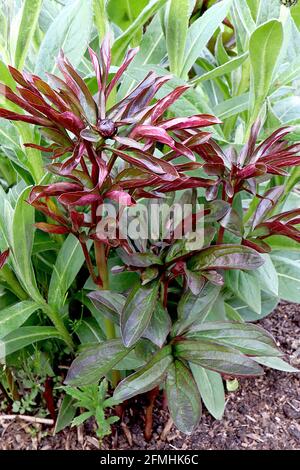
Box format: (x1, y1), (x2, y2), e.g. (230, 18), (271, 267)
(0, 301), (41, 339)
(121, 281), (159, 347)
(166, 360), (201, 435)
(175, 340), (264, 376)
(113, 346), (173, 402)
(117, 249), (163, 268)
(35, 223), (70, 234)
(88, 290), (126, 325)
(65, 339), (131, 386)
(173, 283), (221, 335)
(1, 327), (61, 358)
(143, 302), (171, 347)
(160, 114), (221, 130)
(185, 322), (281, 357)
(251, 186), (284, 229)
(187, 244), (264, 271)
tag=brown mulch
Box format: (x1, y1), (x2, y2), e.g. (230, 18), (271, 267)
(1, 302), (300, 450)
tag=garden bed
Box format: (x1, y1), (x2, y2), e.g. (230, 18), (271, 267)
(1, 302), (299, 451)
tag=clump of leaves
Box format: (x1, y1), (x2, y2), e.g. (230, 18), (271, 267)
(62, 379), (119, 441)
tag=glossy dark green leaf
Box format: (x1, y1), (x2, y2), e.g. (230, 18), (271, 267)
(186, 322), (281, 357)
(166, 360), (201, 435)
(175, 340), (264, 376)
(113, 345), (173, 402)
(117, 249), (163, 267)
(65, 339), (131, 386)
(121, 281), (159, 347)
(187, 244), (264, 271)
(143, 301), (171, 347)
(173, 283), (221, 335)
(88, 290), (126, 325)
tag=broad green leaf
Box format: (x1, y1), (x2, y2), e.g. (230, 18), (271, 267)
(35, 0), (93, 78)
(267, 235), (300, 252)
(0, 300), (41, 339)
(192, 52), (249, 85)
(65, 339), (131, 386)
(0, 61), (16, 89)
(175, 340), (264, 376)
(121, 281), (159, 347)
(113, 346), (173, 402)
(174, 283), (221, 335)
(271, 254), (300, 303)
(1, 327), (60, 358)
(54, 394), (77, 434)
(48, 235), (91, 311)
(228, 291), (279, 321)
(190, 363), (225, 420)
(225, 269), (262, 314)
(253, 356), (299, 373)
(111, 0), (168, 64)
(166, 0), (190, 76)
(181, 0), (233, 77)
(256, 0), (281, 24)
(186, 322), (281, 356)
(188, 244), (264, 271)
(143, 301), (171, 347)
(12, 187), (43, 303)
(166, 360), (201, 435)
(249, 254), (278, 296)
(14, 0), (42, 70)
(249, 20), (283, 122)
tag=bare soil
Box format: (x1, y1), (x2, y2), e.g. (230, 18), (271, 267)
(1, 302), (300, 450)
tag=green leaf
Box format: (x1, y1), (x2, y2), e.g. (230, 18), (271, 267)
(190, 363), (225, 420)
(249, 20), (283, 122)
(113, 346), (173, 402)
(88, 290), (126, 325)
(228, 291), (278, 321)
(175, 340), (264, 376)
(166, 360), (201, 435)
(1, 327), (60, 358)
(192, 52), (249, 85)
(253, 356), (299, 373)
(65, 340), (131, 386)
(75, 318), (105, 344)
(249, 254), (278, 296)
(143, 301), (171, 347)
(121, 281), (159, 347)
(181, 0), (233, 77)
(111, 0), (168, 64)
(186, 322), (281, 357)
(48, 235), (91, 312)
(188, 244), (264, 271)
(225, 270), (262, 314)
(54, 394), (77, 434)
(214, 93), (250, 119)
(35, 0), (93, 78)
(93, 0), (108, 42)
(0, 300), (41, 339)
(12, 187), (43, 303)
(271, 254), (300, 303)
(14, 0), (42, 70)
(173, 283), (221, 335)
(166, 0), (190, 76)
